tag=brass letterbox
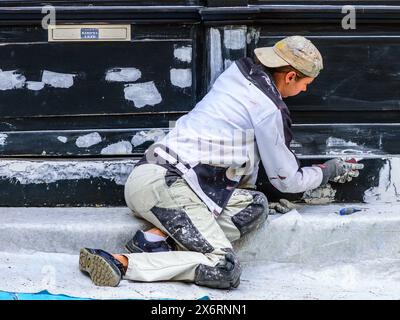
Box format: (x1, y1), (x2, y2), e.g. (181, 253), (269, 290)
(48, 24), (131, 42)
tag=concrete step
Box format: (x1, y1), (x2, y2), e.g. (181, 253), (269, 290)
(0, 207), (150, 255)
(2, 203), (400, 265)
(237, 202), (400, 265)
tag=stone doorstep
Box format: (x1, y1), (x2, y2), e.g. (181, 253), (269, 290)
(1, 203), (400, 300)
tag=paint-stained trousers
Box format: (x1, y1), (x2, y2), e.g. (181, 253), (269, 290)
(123, 163), (268, 288)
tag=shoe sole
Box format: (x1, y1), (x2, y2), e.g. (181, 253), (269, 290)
(79, 248), (121, 287)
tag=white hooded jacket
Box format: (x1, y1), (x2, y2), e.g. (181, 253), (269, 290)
(140, 57), (323, 216)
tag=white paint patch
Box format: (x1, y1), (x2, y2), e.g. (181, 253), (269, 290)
(302, 184), (337, 204)
(8, 162), (27, 172)
(26, 81), (45, 91)
(327, 149), (370, 155)
(131, 129), (166, 147)
(364, 158), (400, 203)
(170, 68), (192, 88)
(209, 28), (223, 88)
(0, 159), (137, 185)
(42, 70), (76, 89)
(75, 132), (102, 148)
(223, 28), (246, 50)
(290, 140), (303, 149)
(326, 137), (358, 148)
(101, 141), (132, 155)
(246, 27), (260, 45)
(105, 68), (141, 82)
(224, 59), (233, 70)
(0, 70), (26, 90)
(124, 82), (162, 108)
(174, 46), (192, 63)
(0, 133), (7, 146)
(57, 136), (68, 144)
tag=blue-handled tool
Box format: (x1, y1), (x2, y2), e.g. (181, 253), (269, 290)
(338, 207), (363, 215)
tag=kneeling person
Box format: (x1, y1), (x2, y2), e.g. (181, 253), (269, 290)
(79, 36), (363, 289)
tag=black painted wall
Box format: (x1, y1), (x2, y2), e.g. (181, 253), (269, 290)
(0, 1), (397, 205)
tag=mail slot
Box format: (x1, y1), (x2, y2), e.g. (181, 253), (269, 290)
(48, 24), (131, 42)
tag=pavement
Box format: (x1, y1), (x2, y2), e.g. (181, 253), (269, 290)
(1, 203), (400, 299)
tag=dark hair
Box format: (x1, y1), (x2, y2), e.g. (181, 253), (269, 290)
(254, 56), (307, 80)
(266, 65), (308, 80)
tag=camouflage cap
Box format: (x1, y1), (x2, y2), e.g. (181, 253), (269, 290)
(254, 36), (323, 78)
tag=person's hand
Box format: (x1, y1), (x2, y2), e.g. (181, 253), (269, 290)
(315, 158), (364, 185)
(269, 199), (297, 214)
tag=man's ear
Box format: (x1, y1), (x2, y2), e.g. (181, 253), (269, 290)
(285, 71), (297, 84)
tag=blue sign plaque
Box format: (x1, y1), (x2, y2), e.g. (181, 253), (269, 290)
(81, 28), (99, 40)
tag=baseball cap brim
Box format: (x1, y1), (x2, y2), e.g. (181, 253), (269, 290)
(254, 47), (290, 68)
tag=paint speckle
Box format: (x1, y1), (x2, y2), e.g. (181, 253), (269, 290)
(170, 69), (192, 88)
(174, 46), (192, 63)
(0, 133), (7, 146)
(101, 141), (132, 155)
(57, 136), (68, 144)
(42, 70), (76, 89)
(0, 70), (26, 91)
(124, 82), (162, 108)
(131, 129), (166, 147)
(326, 137), (358, 148)
(105, 68), (142, 82)
(75, 132), (102, 148)
(26, 81), (45, 91)
(223, 28), (246, 50)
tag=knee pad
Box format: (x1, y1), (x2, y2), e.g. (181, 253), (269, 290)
(252, 191), (269, 217)
(231, 191), (268, 236)
(194, 249), (242, 289)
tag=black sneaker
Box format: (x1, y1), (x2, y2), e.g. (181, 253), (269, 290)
(125, 230), (175, 253)
(79, 248), (126, 287)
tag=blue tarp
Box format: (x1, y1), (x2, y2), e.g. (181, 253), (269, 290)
(0, 290), (91, 300)
(0, 290), (210, 300)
